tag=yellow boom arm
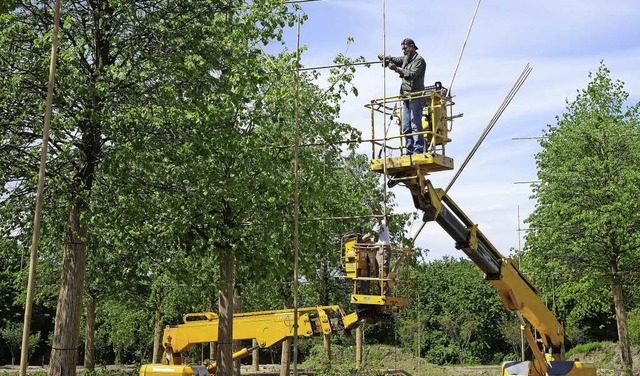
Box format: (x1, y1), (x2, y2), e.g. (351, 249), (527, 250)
(417, 179), (595, 376)
(141, 306), (360, 375)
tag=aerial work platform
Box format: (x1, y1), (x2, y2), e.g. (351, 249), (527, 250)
(371, 152), (454, 176)
(367, 82), (460, 181)
(340, 232), (411, 317)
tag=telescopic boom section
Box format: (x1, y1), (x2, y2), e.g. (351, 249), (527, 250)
(420, 180), (564, 355)
(141, 306), (360, 375)
(166, 306), (358, 354)
(415, 179), (597, 376)
(368, 86), (595, 375)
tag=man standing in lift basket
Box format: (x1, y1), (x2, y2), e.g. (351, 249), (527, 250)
(373, 220), (391, 296)
(378, 38), (426, 155)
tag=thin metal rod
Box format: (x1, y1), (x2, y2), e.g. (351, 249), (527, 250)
(225, 0), (321, 12)
(381, 0), (388, 219)
(292, 15), (301, 376)
(302, 214), (385, 222)
(517, 206), (525, 360)
(411, 220), (427, 245)
(20, 0), (61, 373)
(255, 134), (396, 150)
(285, 0), (321, 3)
(257, 32), (383, 219)
(295, 60), (379, 72)
(445, 63), (532, 194)
(517, 205), (522, 255)
(412, 64), (532, 244)
(512, 136), (547, 140)
(448, 0), (481, 94)
(331, 144), (383, 215)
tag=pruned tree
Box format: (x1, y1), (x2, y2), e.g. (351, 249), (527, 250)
(524, 62), (640, 375)
(0, 0), (302, 373)
(2, 0), (403, 369)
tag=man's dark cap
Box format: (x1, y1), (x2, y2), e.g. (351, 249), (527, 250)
(402, 38), (418, 50)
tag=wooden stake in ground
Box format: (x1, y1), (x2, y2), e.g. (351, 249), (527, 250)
(252, 339), (259, 371)
(280, 337), (292, 376)
(356, 324), (364, 368)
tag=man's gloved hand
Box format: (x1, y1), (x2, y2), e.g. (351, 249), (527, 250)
(388, 63), (404, 77)
(378, 54), (390, 67)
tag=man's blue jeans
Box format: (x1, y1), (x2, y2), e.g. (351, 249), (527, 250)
(402, 98), (425, 154)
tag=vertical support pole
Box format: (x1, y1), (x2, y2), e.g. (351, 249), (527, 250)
(292, 14), (301, 376)
(370, 101), (375, 159)
(322, 333), (331, 365)
(233, 287), (242, 376)
(517, 206), (525, 361)
(20, 0), (61, 373)
(251, 339), (259, 372)
(381, 0), (388, 214)
(355, 324), (364, 368)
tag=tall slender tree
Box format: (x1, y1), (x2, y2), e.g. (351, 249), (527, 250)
(525, 62), (640, 375)
(0, 0), (300, 373)
(3, 0), (399, 369)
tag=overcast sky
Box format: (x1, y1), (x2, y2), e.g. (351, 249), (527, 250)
(281, 0), (640, 261)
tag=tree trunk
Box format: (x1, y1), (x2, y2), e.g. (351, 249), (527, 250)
(48, 204), (88, 376)
(279, 299), (292, 376)
(252, 339), (259, 371)
(279, 337), (291, 376)
(210, 342), (216, 363)
(83, 295), (95, 371)
(216, 252), (234, 375)
(323, 333), (331, 366)
(153, 307), (163, 364)
(612, 281), (633, 375)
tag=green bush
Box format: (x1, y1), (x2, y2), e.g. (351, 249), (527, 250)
(565, 341), (612, 358)
(628, 308), (640, 346)
(424, 343), (458, 365)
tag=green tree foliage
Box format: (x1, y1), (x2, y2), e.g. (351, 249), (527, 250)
(0, 0), (15, 13)
(523, 62), (640, 373)
(96, 299), (151, 365)
(0, 321), (22, 366)
(0, 237), (55, 364)
(0, 321), (41, 365)
(1, 0), (391, 368)
(398, 257), (512, 365)
(0, 240), (22, 324)
(629, 308), (640, 347)
(498, 314), (522, 358)
(27, 329), (41, 362)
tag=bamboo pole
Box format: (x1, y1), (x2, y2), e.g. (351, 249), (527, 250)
(20, 0), (61, 373)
